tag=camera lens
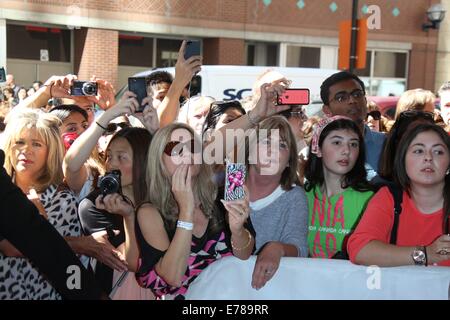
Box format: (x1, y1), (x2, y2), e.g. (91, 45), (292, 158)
(99, 175), (120, 195)
(82, 82), (97, 96)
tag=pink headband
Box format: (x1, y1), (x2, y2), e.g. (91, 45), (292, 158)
(310, 115), (353, 155)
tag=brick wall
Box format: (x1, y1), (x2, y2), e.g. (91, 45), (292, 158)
(409, 42), (439, 91)
(10, 0), (437, 36)
(2, 0), (444, 91)
(203, 38), (245, 65)
(75, 28), (119, 88)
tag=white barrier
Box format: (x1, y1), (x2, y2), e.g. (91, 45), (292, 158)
(186, 256), (450, 300)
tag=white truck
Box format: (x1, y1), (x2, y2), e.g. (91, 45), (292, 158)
(119, 65), (339, 117)
(132, 65), (337, 102)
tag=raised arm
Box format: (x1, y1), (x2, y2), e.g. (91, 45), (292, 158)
(16, 74), (78, 109)
(157, 41), (202, 128)
(207, 81), (291, 158)
(63, 91), (140, 194)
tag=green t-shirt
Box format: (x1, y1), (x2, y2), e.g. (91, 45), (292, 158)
(306, 185), (373, 258)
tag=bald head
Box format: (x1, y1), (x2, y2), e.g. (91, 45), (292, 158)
(6, 74), (14, 86)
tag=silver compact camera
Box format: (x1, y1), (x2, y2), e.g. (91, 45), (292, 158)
(70, 80), (98, 96)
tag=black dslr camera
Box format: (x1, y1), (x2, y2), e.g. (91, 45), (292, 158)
(99, 170), (122, 196)
(70, 80), (98, 96)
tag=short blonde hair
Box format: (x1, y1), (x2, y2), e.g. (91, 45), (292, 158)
(395, 89), (435, 119)
(3, 108), (64, 192)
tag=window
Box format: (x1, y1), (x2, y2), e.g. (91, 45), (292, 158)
(373, 52), (407, 78)
(7, 24), (71, 62)
(286, 46), (320, 68)
(246, 42), (278, 66)
(354, 51), (372, 77)
(156, 39), (183, 68)
(355, 50), (408, 96)
(119, 34), (153, 67)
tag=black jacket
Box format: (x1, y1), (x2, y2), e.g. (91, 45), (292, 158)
(0, 150), (104, 299)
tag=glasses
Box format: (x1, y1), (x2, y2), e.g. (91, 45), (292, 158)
(104, 122), (129, 135)
(330, 89), (365, 103)
(366, 110), (381, 121)
(163, 139), (201, 157)
(398, 110), (434, 122)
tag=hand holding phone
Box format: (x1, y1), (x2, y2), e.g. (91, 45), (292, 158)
(184, 40), (201, 61)
(224, 163), (246, 201)
(128, 77), (148, 112)
(277, 88), (310, 106)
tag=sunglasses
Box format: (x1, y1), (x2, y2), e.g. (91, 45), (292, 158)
(398, 110), (434, 122)
(366, 110), (381, 120)
(104, 122), (129, 135)
(163, 139), (201, 157)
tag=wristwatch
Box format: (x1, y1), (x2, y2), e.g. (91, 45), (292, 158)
(412, 246), (427, 266)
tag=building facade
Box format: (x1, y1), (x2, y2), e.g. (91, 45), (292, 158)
(0, 0), (448, 94)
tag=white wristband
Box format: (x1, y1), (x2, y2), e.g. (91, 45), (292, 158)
(177, 220), (193, 231)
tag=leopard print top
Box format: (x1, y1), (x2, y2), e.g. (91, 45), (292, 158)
(0, 184), (81, 300)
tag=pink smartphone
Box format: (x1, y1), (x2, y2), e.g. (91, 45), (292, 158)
(277, 88), (310, 105)
(224, 163), (246, 201)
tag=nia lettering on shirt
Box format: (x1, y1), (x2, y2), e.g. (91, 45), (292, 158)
(311, 194), (346, 258)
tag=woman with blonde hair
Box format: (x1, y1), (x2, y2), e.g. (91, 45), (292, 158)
(0, 108), (81, 299)
(395, 89), (436, 120)
(96, 122), (253, 299)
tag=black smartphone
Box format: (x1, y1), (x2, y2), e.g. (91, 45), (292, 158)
(277, 88), (310, 105)
(128, 77), (148, 112)
(0, 67), (6, 83)
(184, 40), (201, 60)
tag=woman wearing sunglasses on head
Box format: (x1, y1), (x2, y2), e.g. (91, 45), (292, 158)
(95, 123), (254, 300)
(394, 89), (436, 120)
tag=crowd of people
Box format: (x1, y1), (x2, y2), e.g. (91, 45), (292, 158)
(0, 40), (449, 300)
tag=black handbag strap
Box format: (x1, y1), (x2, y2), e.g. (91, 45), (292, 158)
(387, 183), (403, 245)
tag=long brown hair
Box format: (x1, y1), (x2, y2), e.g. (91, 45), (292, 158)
(107, 127), (152, 207)
(393, 123), (450, 233)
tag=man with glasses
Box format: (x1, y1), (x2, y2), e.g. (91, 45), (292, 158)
(320, 71), (386, 181)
